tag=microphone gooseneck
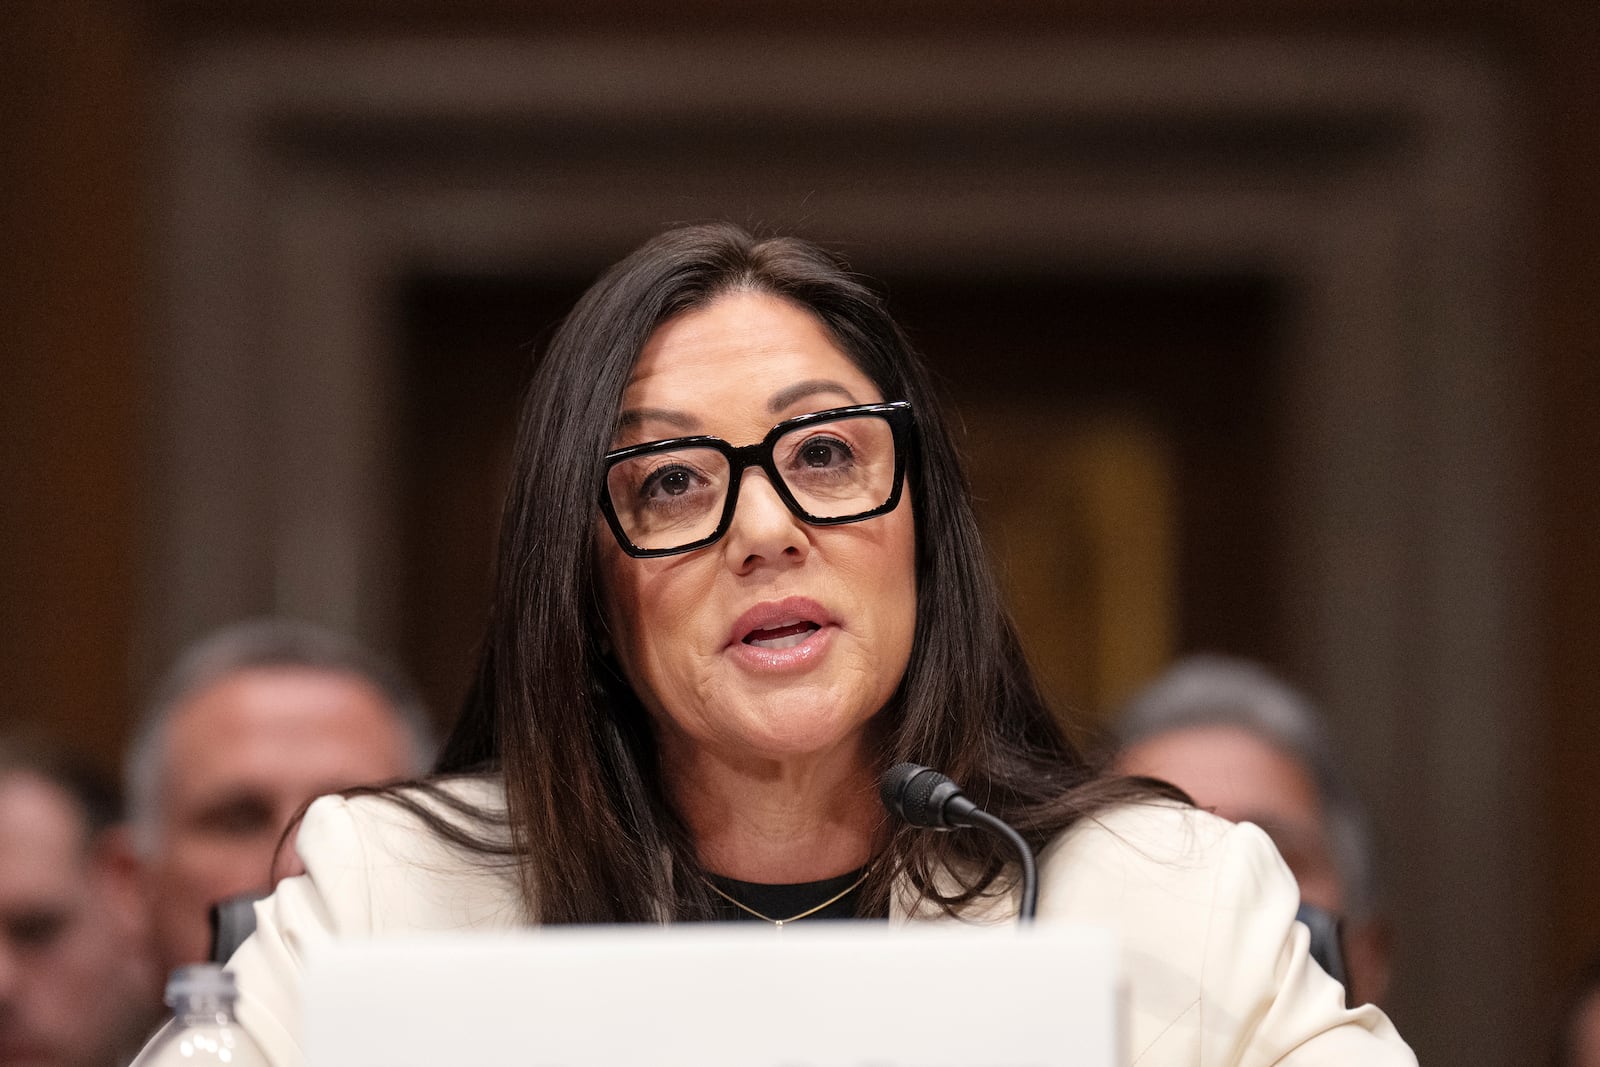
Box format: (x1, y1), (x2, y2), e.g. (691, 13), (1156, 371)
(879, 762), (1039, 922)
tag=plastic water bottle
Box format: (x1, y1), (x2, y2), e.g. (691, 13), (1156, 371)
(127, 965), (269, 1066)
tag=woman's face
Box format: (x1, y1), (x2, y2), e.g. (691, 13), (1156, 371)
(596, 290), (918, 770)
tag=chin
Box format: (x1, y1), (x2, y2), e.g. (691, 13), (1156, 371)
(726, 695), (875, 762)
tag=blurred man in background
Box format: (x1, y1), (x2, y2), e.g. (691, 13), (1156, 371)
(0, 738), (156, 1067)
(126, 619), (434, 979)
(1112, 653), (1393, 1008)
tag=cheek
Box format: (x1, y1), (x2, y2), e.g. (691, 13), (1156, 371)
(865, 501), (919, 677)
(158, 838), (235, 904)
(594, 540), (702, 707)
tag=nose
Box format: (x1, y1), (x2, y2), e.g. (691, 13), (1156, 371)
(720, 468), (809, 571)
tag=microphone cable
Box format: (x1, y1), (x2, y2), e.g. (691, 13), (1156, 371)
(879, 762), (1038, 922)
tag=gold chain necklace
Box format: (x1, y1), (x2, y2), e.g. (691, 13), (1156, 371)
(702, 867), (872, 928)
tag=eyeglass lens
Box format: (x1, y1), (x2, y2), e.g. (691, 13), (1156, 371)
(605, 414), (898, 552)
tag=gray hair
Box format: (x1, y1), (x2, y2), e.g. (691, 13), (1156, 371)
(1115, 654), (1379, 919)
(125, 618), (435, 854)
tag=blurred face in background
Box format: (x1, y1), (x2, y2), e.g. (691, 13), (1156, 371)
(140, 668), (416, 975)
(0, 773), (152, 1067)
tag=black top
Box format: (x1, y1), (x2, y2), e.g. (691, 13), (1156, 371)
(706, 867), (880, 923)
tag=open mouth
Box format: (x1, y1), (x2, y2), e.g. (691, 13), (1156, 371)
(742, 620), (822, 650)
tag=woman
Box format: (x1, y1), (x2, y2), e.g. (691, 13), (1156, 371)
(207, 223), (1414, 1063)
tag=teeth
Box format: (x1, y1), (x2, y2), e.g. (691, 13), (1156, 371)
(748, 631), (812, 650)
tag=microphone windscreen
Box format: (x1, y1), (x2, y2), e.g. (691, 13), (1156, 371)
(880, 762), (944, 827)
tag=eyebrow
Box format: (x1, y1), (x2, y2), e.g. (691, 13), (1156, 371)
(615, 407), (701, 434)
(767, 379), (861, 413)
(614, 379), (863, 438)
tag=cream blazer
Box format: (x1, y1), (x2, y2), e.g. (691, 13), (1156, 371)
(203, 777), (1414, 1066)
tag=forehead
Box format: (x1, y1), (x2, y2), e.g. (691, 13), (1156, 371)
(161, 668), (411, 790)
(0, 774), (87, 901)
(1119, 723), (1325, 829)
(621, 291), (881, 437)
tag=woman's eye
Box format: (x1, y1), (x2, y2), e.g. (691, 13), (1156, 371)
(798, 437), (852, 468)
(640, 464), (699, 499)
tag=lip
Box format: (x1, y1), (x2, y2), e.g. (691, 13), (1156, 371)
(726, 596), (836, 672)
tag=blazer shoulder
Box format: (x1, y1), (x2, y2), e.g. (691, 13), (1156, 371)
(301, 774), (508, 855)
(1050, 796), (1230, 850)
(1036, 801), (1416, 1066)
(1037, 799), (1241, 890)
(216, 776), (519, 1067)
(292, 774), (520, 935)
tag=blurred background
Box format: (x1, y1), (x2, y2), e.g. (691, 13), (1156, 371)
(1, 1), (1595, 1063)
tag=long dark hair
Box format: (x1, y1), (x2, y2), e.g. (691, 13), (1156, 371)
(419, 222), (1176, 924)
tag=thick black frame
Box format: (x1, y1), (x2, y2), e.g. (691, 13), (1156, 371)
(598, 400), (914, 559)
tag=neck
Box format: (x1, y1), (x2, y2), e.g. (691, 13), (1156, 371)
(662, 735), (883, 884)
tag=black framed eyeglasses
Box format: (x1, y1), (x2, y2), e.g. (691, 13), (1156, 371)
(599, 400), (914, 558)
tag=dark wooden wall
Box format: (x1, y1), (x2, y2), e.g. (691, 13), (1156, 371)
(0, 3), (148, 767)
(1531, 0), (1600, 1001)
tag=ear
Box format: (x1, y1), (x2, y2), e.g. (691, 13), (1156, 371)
(271, 844), (307, 884)
(90, 823), (151, 941)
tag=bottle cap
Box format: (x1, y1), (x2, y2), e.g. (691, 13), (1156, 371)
(164, 963), (238, 1007)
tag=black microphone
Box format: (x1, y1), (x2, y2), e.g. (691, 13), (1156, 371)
(879, 763), (1039, 922)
